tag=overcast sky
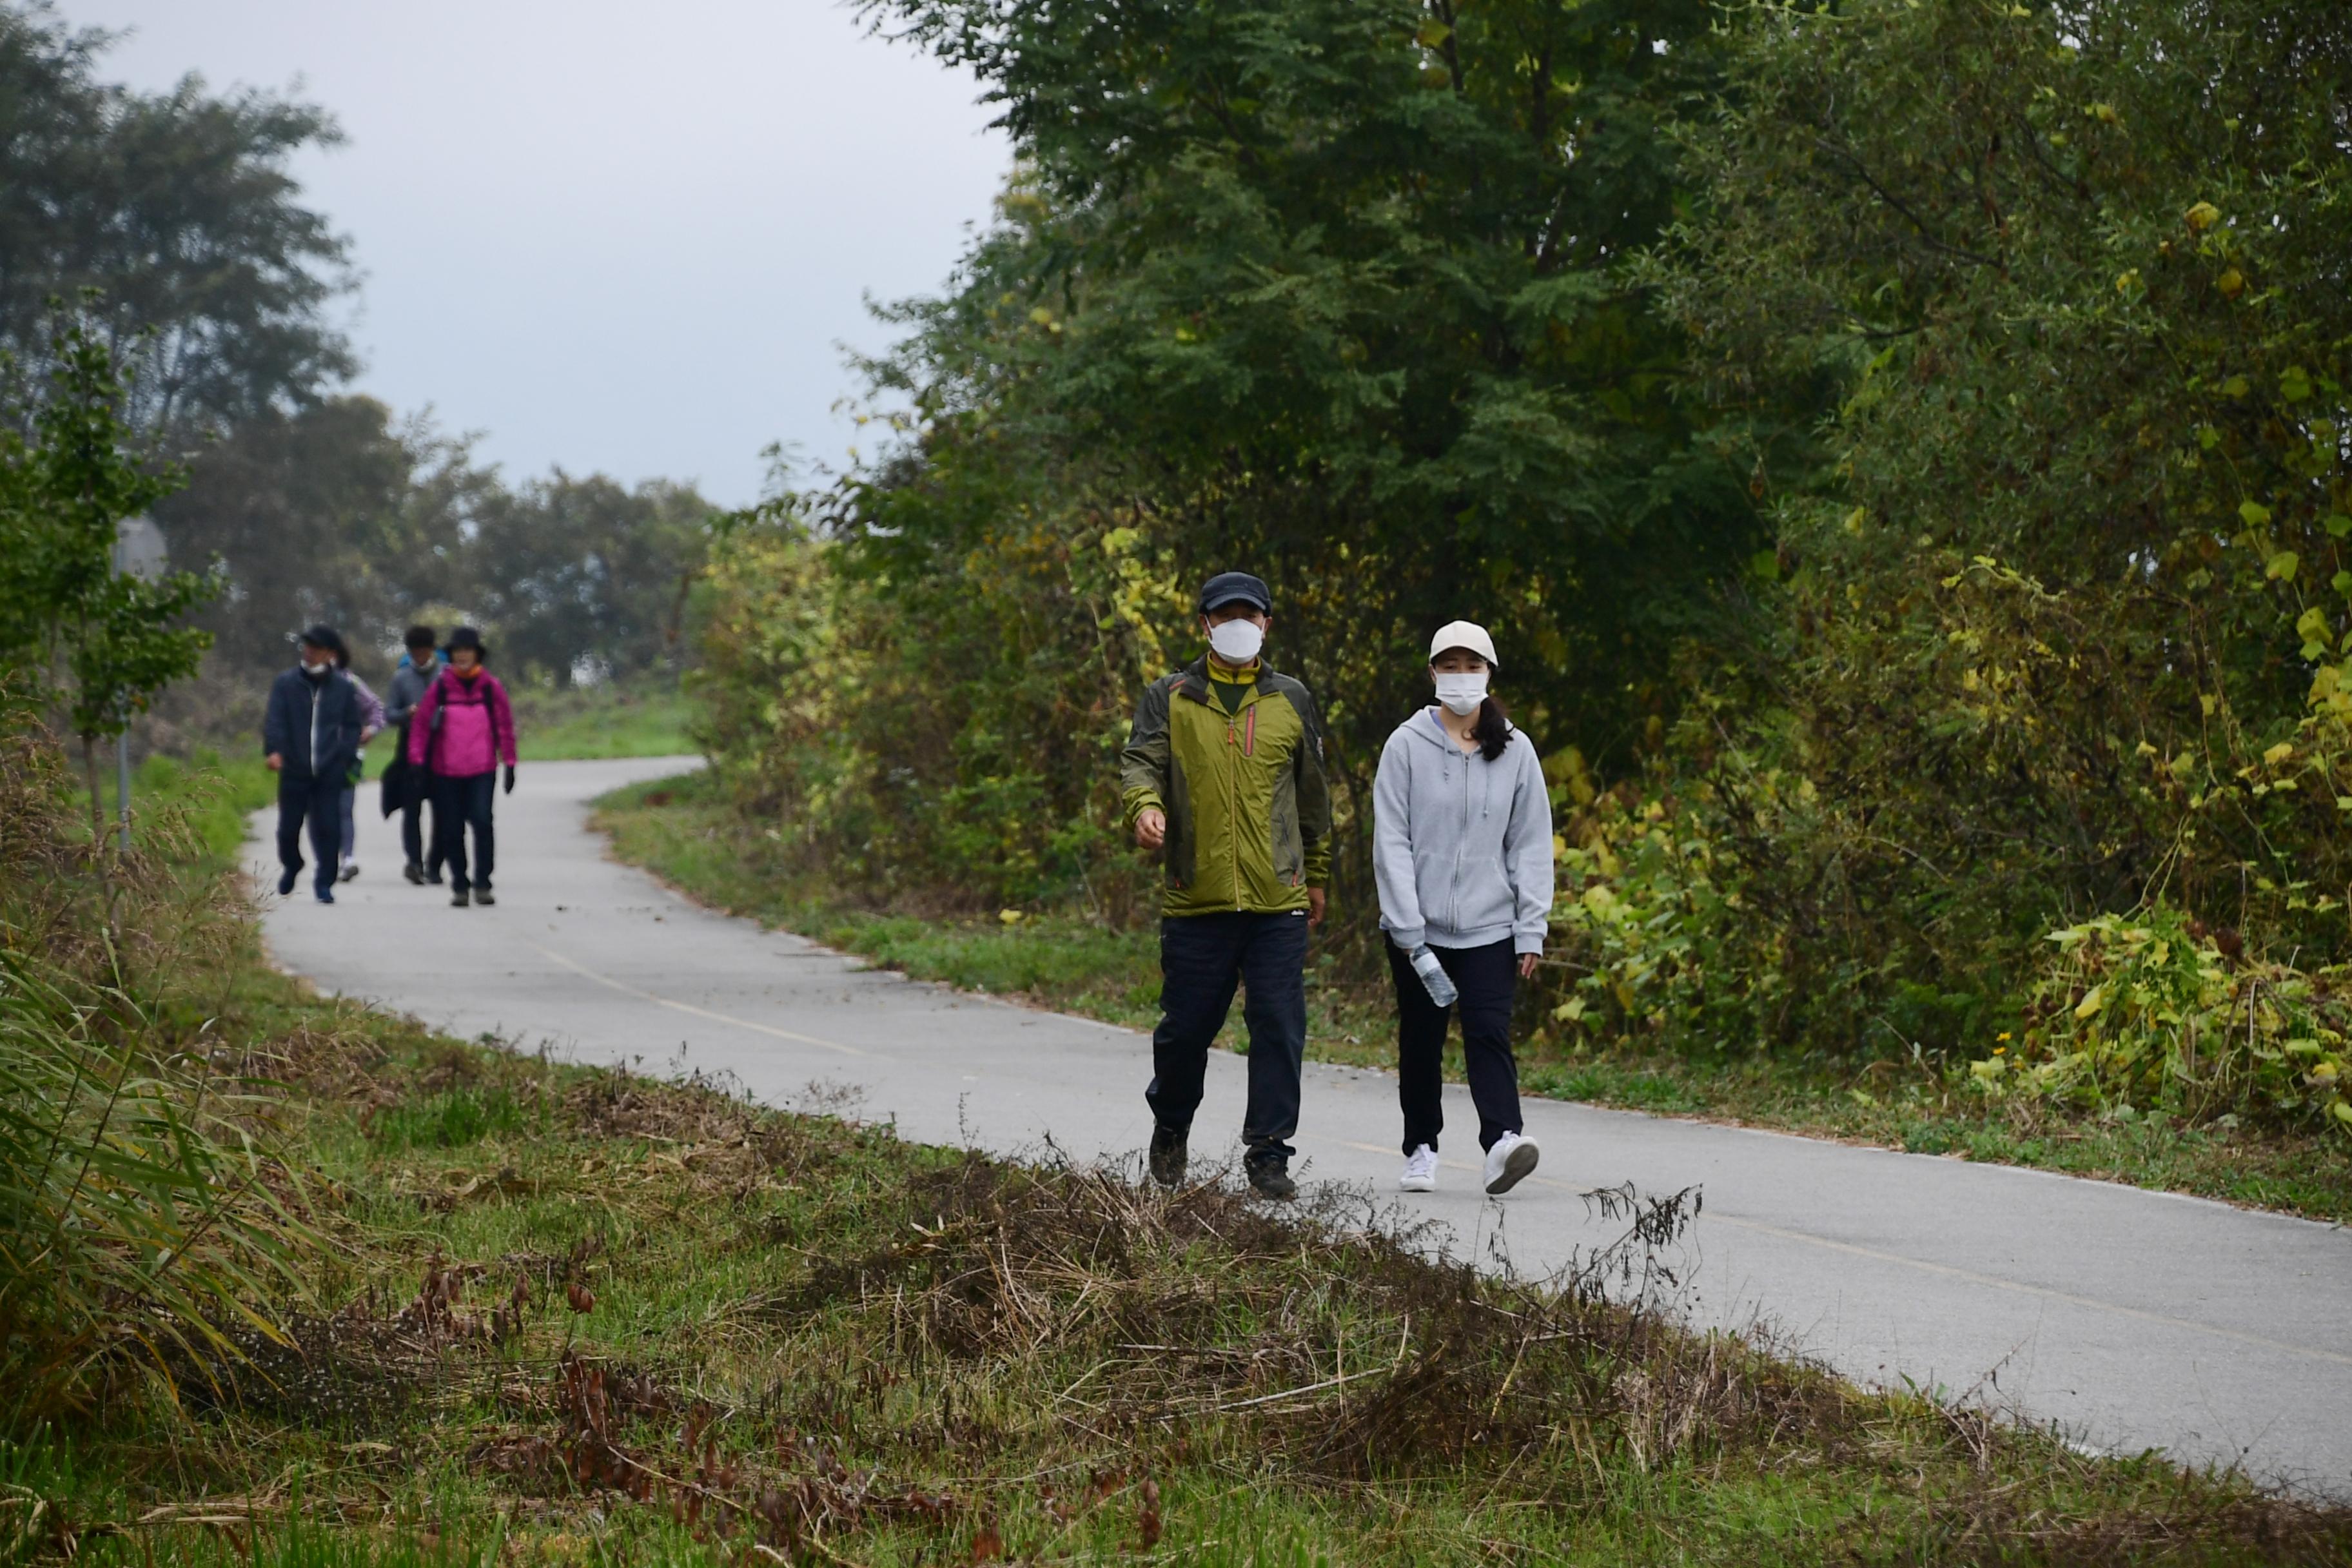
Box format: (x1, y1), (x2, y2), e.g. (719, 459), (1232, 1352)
(59, 0), (1010, 506)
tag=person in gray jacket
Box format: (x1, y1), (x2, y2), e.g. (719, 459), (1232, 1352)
(1371, 620), (1555, 1196)
(384, 625), (446, 884)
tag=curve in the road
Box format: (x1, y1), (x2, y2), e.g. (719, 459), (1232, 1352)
(249, 756), (2352, 1496)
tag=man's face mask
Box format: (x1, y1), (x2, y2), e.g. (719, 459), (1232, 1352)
(1433, 670), (1488, 716)
(1207, 617), (1265, 664)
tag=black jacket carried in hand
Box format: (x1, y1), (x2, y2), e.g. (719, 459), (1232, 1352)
(263, 665), (367, 784)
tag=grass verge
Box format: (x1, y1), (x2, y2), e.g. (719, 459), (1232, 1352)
(594, 769), (2352, 1223)
(21, 990), (2352, 1563)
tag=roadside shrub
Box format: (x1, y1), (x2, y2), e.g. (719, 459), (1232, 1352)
(0, 701), (311, 1416)
(1972, 909), (2352, 1133)
(1547, 770), (1779, 1050)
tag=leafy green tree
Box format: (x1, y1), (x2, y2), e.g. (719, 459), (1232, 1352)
(468, 473), (714, 688)
(148, 397), (489, 683)
(0, 318), (213, 828)
(731, 0), (1759, 931)
(1602, 0), (2352, 1049)
(0, 3), (352, 431)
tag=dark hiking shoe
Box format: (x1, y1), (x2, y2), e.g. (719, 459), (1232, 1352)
(1244, 1153), (1297, 1202)
(426, 869), (445, 885)
(404, 861), (426, 885)
(474, 886), (496, 906)
(1147, 1124), (1188, 1188)
(277, 866), (299, 896)
(451, 887), (471, 908)
(315, 887), (335, 905)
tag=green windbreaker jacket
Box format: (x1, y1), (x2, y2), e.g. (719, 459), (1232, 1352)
(1120, 656), (1333, 917)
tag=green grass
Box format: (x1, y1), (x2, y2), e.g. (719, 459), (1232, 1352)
(594, 769), (2352, 1224)
(509, 683), (697, 760)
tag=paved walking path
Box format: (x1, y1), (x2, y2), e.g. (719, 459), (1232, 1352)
(250, 758), (2352, 1496)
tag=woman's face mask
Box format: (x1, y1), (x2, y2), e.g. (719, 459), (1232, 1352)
(1207, 617), (1266, 665)
(1433, 669), (1488, 716)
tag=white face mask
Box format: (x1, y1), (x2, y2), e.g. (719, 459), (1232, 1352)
(1207, 618), (1265, 664)
(302, 656), (331, 675)
(1433, 671), (1488, 716)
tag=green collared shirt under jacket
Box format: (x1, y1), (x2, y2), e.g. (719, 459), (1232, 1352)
(1121, 655), (1333, 917)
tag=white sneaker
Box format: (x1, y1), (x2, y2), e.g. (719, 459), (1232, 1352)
(1399, 1144), (1439, 1193)
(1483, 1131), (1540, 1195)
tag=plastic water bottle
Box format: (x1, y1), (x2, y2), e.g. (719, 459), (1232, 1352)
(1409, 945), (1458, 1008)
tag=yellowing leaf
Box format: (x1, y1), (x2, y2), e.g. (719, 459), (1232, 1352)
(999, 908), (1026, 924)
(2217, 267), (2246, 299)
(2266, 551), (2298, 582)
(2264, 741), (2295, 767)
(2114, 269), (2141, 293)
(2074, 983), (2108, 1020)
(2184, 200), (2222, 231)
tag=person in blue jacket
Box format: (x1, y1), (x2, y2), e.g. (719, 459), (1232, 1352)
(262, 624), (368, 903)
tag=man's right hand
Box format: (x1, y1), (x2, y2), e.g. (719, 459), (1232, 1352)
(1134, 807), (1166, 850)
(266, 752), (283, 772)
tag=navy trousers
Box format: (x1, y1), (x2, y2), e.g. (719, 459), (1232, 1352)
(1387, 936), (1524, 1154)
(432, 771), (497, 891)
(1146, 910), (1310, 1161)
(275, 776), (343, 896)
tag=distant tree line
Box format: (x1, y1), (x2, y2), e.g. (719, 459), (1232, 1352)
(696, 0), (2352, 1128)
(0, 1), (712, 740)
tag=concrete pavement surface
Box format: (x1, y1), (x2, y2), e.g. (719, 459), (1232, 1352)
(251, 757), (2352, 1496)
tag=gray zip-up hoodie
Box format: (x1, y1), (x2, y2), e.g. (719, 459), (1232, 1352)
(1372, 709), (1554, 955)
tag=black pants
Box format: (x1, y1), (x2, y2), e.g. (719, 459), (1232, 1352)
(401, 792), (442, 875)
(275, 776), (343, 896)
(433, 771), (496, 891)
(1147, 910), (1310, 1162)
(1387, 937), (1523, 1155)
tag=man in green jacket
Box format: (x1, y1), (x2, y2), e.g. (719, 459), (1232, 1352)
(1122, 571), (1332, 1199)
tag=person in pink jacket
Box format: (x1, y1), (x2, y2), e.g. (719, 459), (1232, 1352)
(406, 625), (518, 907)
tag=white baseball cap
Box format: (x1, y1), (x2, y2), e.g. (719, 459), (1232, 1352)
(1427, 620), (1498, 669)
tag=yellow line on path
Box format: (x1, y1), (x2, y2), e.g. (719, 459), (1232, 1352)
(1327, 1139), (2352, 1371)
(522, 939), (872, 1059)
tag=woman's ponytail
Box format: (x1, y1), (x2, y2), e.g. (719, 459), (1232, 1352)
(1473, 693), (1510, 761)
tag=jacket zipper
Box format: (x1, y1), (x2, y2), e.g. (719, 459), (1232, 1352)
(1442, 738), (1480, 934)
(1225, 699), (1242, 910)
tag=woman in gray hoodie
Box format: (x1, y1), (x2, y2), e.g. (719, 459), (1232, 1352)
(1371, 620), (1555, 1196)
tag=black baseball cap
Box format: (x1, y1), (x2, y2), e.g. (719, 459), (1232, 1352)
(298, 623), (346, 658)
(1197, 571), (1272, 615)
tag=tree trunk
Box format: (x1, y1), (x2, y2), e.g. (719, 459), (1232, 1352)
(81, 733), (104, 847)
